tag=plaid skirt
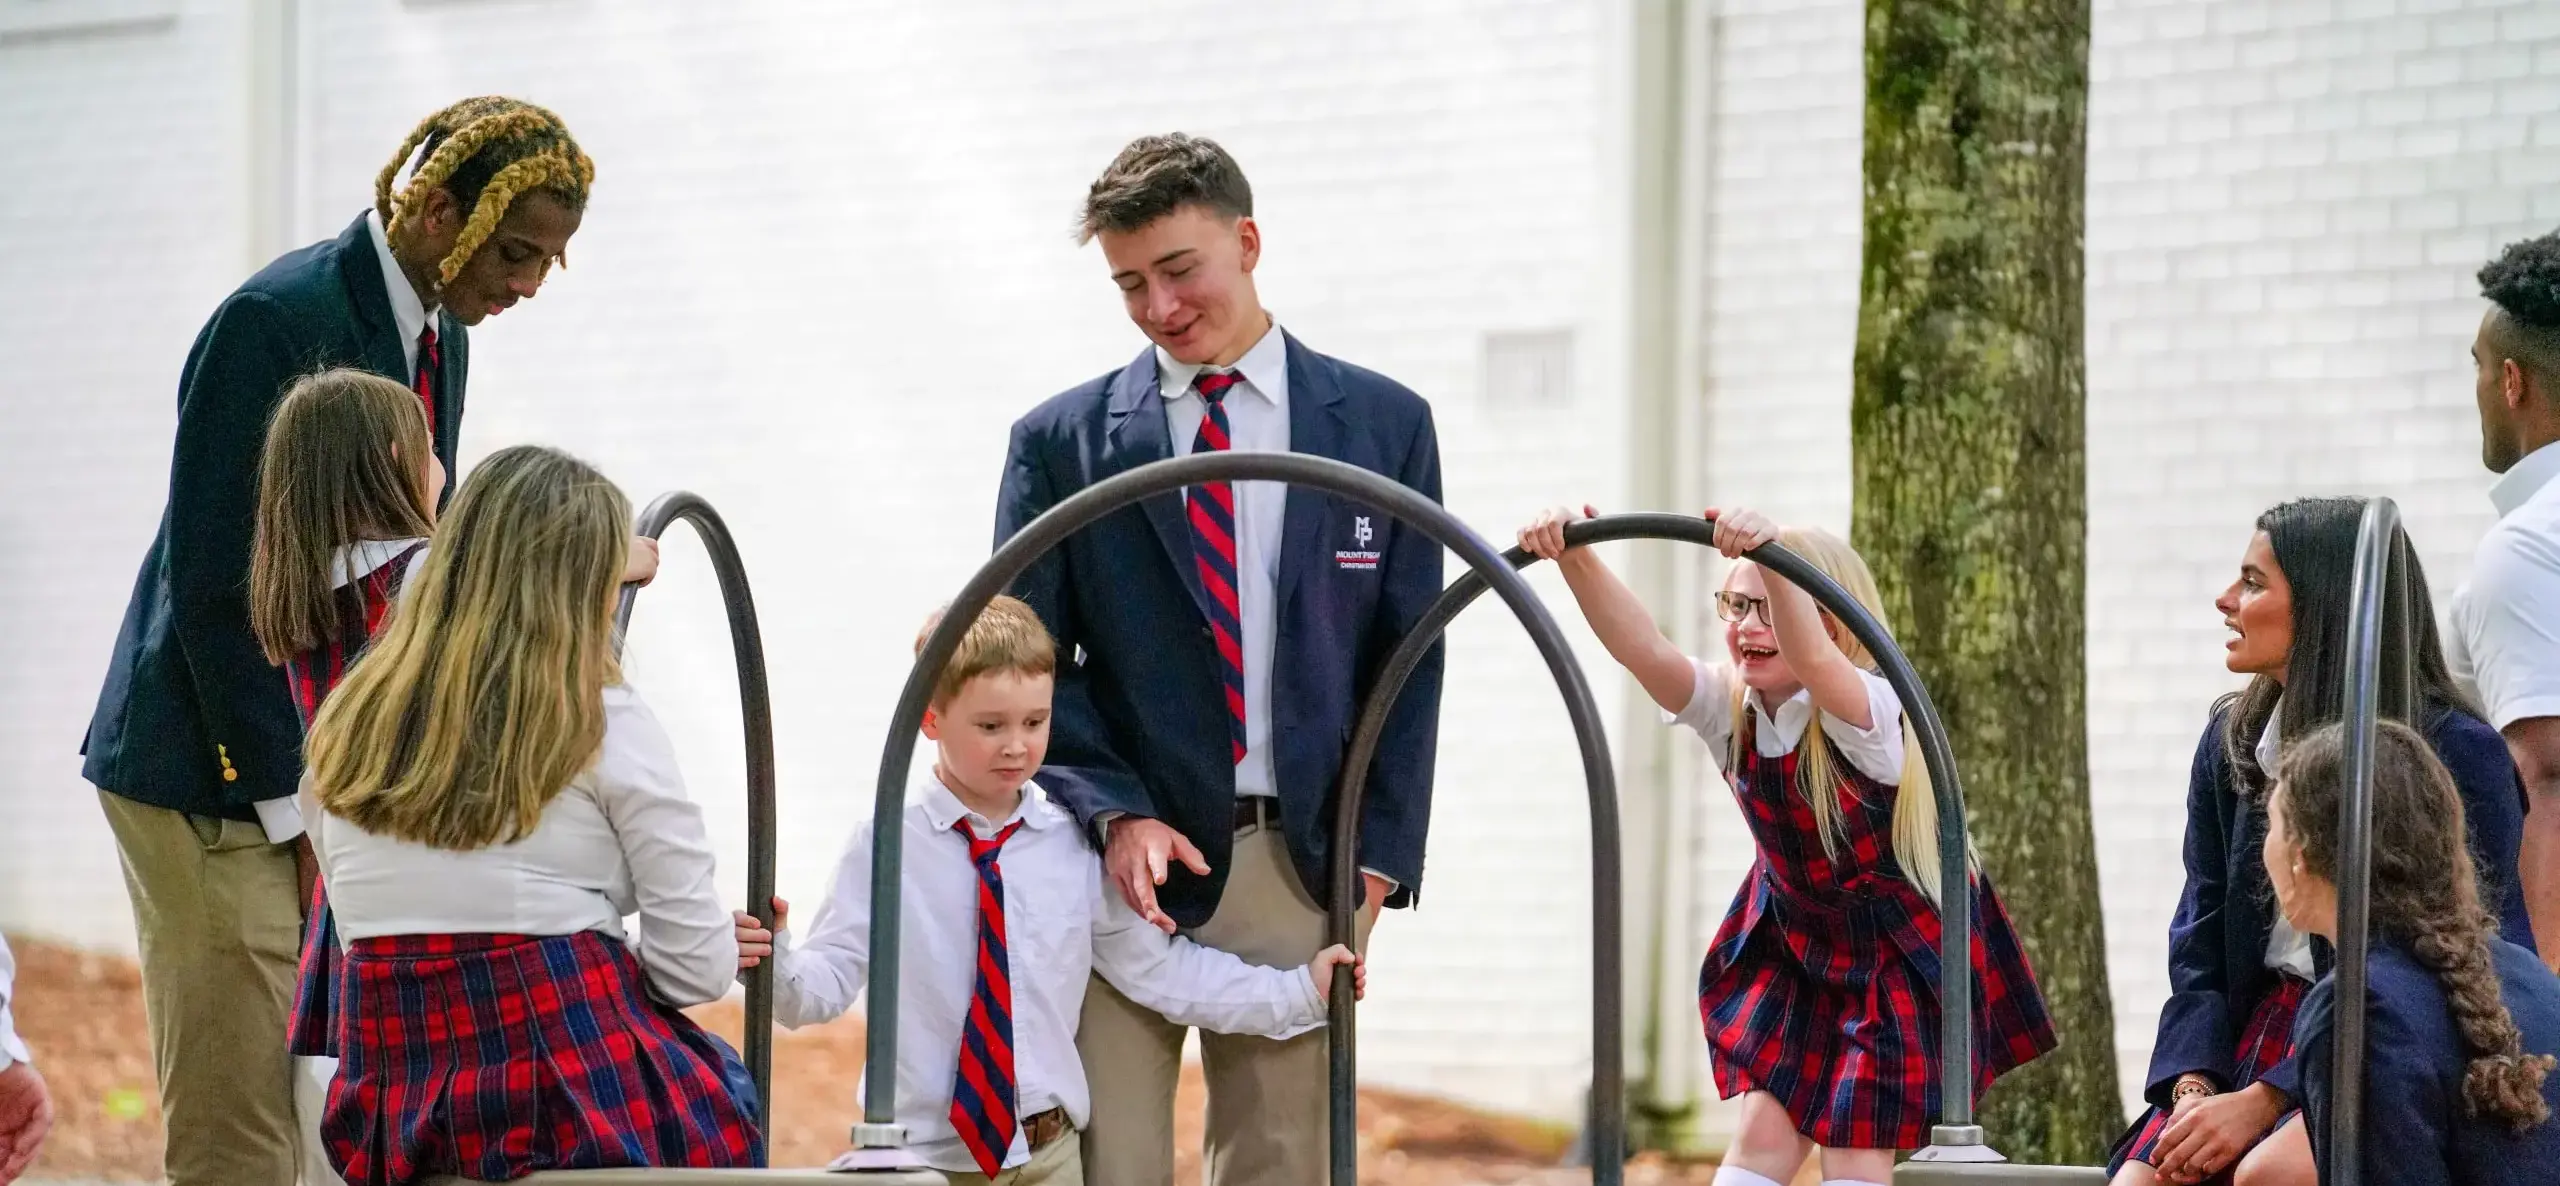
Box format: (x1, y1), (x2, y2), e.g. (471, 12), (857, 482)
(321, 930), (762, 1185)
(1699, 863), (2059, 1150)
(288, 879), (342, 1057)
(2108, 974), (2309, 1181)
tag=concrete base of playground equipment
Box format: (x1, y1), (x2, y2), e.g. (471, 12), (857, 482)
(1896, 1164), (2108, 1184)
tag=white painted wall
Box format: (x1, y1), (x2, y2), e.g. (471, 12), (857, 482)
(4, 0), (2556, 1127)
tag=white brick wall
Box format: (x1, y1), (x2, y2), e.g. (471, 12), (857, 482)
(8, 0), (2560, 1129)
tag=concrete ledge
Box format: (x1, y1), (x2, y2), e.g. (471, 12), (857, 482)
(1896, 1163), (2109, 1185)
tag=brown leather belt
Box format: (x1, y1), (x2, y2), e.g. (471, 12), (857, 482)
(1234, 795), (1279, 833)
(1023, 1105), (1071, 1151)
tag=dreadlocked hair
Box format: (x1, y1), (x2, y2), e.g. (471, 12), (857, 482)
(2275, 720), (2555, 1133)
(375, 97), (593, 286)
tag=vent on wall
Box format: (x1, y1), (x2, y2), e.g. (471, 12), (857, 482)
(1482, 329), (1575, 409)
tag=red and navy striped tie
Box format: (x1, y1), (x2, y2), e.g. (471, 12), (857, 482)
(1188, 370), (1248, 764)
(950, 818), (1025, 1176)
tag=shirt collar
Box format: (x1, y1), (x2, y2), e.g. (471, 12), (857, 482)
(366, 209), (435, 352)
(2255, 694), (2282, 774)
(2491, 442), (2560, 519)
(1156, 317), (1288, 409)
(1745, 684), (1815, 728)
(919, 773), (1061, 836)
(330, 537), (429, 590)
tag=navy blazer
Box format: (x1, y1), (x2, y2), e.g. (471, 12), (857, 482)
(995, 335), (1444, 927)
(2299, 938), (2560, 1186)
(2144, 703), (2532, 1109)
(82, 213), (466, 821)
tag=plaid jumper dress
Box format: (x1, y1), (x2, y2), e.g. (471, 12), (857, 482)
(1702, 713), (2057, 1149)
(284, 540), (425, 1058)
(322, 930), (761, 1184)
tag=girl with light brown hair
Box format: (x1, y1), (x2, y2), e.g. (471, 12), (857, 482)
(299, 445), (759, 1183)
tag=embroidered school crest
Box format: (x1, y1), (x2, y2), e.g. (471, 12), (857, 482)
(1336, 515), (1381, 570)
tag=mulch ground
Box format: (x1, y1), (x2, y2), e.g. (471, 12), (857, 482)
(10, 935), (1750, 1184)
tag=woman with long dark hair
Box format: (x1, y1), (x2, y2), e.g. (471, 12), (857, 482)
(2109, 497), (2530, 1186)
(2268, 720), (2560, 1183)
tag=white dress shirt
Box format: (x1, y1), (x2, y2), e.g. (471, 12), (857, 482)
(1667, 656), (1908, 784)
(366, 209), (434, 375)
(1157, 322), (1290, 800)
(301, 684), (738, 1007)
(2253, 699), (2318, 980)
(769, 775), (1325, 1174)
(0, 934), (28, 1071)
(2448, 441), (2560, 728)
(253, 538), (431, 844)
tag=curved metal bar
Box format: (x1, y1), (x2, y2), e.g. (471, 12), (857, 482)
(872, 452), (1623, 1185)
(2328, 496), (2406, 1186)
(1330, 512), (1986, 1146)
(612, 492), (779, 1132)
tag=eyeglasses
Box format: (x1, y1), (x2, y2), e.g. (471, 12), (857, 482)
(1714, 591), (1773, 627)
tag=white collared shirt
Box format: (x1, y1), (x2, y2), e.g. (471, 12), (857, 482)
(769, 775), (1324, 1174)
(301, 684), (739, 1008)
(2253, 699), (2319, 980)
(1666, 656), (1907, 784)
(2448, 441), (2560, 726)
(252, 538), (435, 845)
(1156, 321), (1290, 800)
(0, 935), (28, 1071)
(365, 209), (435, 375)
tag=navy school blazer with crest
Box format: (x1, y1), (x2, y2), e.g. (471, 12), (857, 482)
(82, 212), (466, 822)
(2144, 702), (2532, 1110)
(995, 334), (1444, 928)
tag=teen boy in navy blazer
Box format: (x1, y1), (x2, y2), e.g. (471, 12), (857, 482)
(996, 133), (1444, 1186)
(79, 98), (590, 1186)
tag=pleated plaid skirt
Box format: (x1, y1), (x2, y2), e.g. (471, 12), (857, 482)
(2108, 973), (2309, 1181)
(321, 930), (762, 1185)
(1701, 728), (2057, 1150)
(287, 880), (342, 1056)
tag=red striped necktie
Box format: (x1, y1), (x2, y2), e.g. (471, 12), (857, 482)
(950, 818), (1026, 1176)
(1187, 370), (1248, 765)
(413, 323), (440, 429)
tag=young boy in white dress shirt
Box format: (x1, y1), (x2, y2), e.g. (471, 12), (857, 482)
(732, 596), (1361, 1184)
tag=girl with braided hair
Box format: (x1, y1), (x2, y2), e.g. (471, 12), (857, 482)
(2265, 720), (2560, 1184)
(81, 96), (591, 1186)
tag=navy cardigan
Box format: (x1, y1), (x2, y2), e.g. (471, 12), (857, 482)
(2298, 938), (2560, 1186)
(2142, 704), (2531, 1109)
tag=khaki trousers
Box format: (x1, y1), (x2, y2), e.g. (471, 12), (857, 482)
(99, 789), (304, 1186)
(1077, 819), (1377, 1186)
(943, 1127), (1084, 1186)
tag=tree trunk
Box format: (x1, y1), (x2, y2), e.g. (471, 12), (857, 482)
(1850, 0), (2118, 1164)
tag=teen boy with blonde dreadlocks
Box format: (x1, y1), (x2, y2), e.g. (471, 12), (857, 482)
(80, 96), (599, 1186)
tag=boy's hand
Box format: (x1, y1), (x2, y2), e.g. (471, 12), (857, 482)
(1517, 504), (1598, 561)
(1705, 506), (1779, 559)
(1105, 818), (1210, 935)
(1309, 945), (1365, 1005)
(734, 897), (788, 971)
(624, 535), (661, 587)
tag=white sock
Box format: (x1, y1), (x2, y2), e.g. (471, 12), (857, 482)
(1712, 1168), (1784, 1186)
(1822, 1179), (1891, 1186)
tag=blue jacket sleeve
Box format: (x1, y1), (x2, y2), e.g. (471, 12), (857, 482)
(2431, 711), (2535, 951)
(1352, 404), (1444, 907)
(2300, 976), (2454, 1186)
(166, 293), (309, 809)
(2147, 720), (2242, 1105)
(995, 414), (1151, 834)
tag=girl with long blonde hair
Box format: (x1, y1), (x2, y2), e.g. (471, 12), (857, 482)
(300, 445), (757, 1183)
(1519, 504), (2055, 1186)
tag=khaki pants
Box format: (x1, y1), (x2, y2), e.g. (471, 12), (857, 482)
(944, 1127), (1083, 1186)
(99, 789), (304, 1186)
(1077, 820), (1377, 1186)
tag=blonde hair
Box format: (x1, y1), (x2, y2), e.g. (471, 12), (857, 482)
(376, 96), (593, 287)
(307, 445), (630, 850)
(248, 369), (438, 664)
(1727, 525), (1951, 904)
(915, 596), (1057, 707)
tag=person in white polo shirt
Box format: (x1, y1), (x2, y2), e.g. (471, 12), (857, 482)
(2447, 228), (2560, 967)
(0, 935), (54, 1183)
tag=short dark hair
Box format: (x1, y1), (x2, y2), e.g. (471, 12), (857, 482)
(2479, 231), (2560, 382)
(1077, 133), (1253, 244)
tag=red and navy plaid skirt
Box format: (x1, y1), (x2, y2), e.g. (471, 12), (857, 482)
(321, 930), (762, 1185)
(2109, 974), (2309, 1181)
(289, 879), (341, 1056)
(1701, 730), (2058, 1150)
